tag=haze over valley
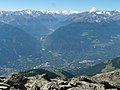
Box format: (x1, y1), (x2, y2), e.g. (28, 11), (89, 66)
(0, 8), (120, 76)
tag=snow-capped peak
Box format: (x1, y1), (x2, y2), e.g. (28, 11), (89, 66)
(24, 9), (33, 14)
(103, 11), (111, 15)
(44, 10), (80, 15)
(96, 11), (111, 15)
(0, 10), (3, 15)
(89, 7), (112, 15)
(96, 11), (103, 14)
(89, 7), (96, 13)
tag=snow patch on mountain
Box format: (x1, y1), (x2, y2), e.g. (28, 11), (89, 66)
(44, 10), (80, 15)
(96, 11), (102, 14)
(89, 7), (96, 13)
(96, 11), (111, 15)
(25, 9), (32, 14)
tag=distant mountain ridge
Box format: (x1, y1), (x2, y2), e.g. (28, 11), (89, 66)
(0, 9), (120, 32)
(0, 9), (80, 15)
(0, 9), (120, 23)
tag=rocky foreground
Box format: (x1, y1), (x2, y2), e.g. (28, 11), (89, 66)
(0, 70), (120, 90)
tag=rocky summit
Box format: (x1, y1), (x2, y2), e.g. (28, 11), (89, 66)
(0, 70), (120, 90)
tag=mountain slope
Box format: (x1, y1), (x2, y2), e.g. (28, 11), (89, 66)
(80, 57), (120, 75)
(20, 68), (74, 78)
(45, 21), (120, 60)
(9, 15), (49, 39)
(0, 22), (41, 65)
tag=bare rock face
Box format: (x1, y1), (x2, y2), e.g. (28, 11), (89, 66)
(0, 83), (10, 90)
(4, 73), (28, 90)
(0, 76), (5, 82)
(90, 70), (120, 89)
(25, 74), (51, 90)
(0, 70), (120, 90)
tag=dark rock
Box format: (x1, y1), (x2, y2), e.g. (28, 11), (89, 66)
(38, 73), (51, 82)
(4, 73), (28, 90)
(0, 76), (5, 82)
(101, 81), (117, 89)
(5, 73), (28, 84)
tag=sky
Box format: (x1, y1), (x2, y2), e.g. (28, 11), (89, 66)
(0, 0), (120, 11)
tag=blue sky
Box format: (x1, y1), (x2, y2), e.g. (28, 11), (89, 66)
(0, 0), (120, 11)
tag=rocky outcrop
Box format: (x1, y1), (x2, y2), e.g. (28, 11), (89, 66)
(90, 69), (120, 89)
(0, 70), (120, 90)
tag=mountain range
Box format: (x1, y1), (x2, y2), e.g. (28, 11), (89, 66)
(0, 9), (120, 76)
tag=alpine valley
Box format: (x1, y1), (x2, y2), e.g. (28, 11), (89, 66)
(1, 9), (120, 77)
